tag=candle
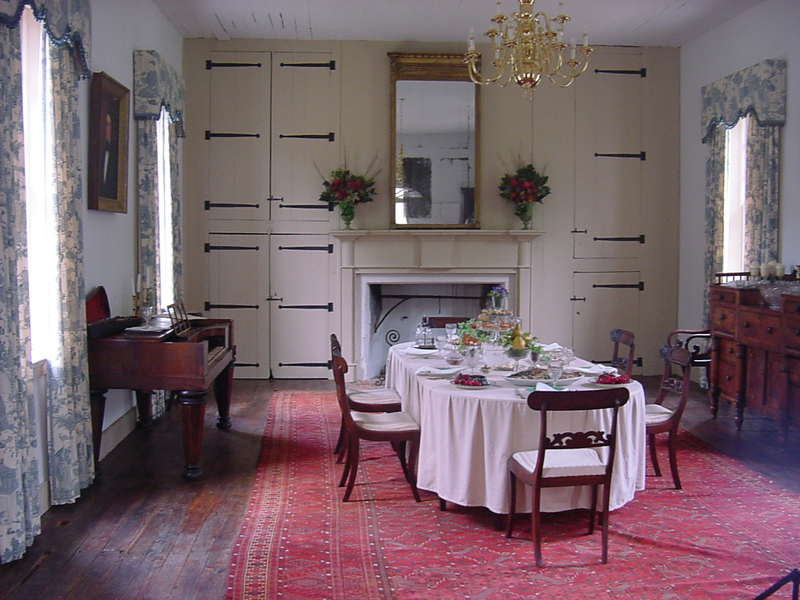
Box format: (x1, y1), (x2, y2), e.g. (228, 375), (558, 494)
(582, 27), (589, 47)
(570, 38), (576, 60)
(468, 27), (475, 51)
(749, 262), (760, 277)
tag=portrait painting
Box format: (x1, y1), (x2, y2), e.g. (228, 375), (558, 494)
(88, 72), (129, 212)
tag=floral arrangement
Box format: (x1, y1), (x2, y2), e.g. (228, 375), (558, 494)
(487, 285), (508, 299)
(319, 167), (377, 228)
(499, 163), (551, 228)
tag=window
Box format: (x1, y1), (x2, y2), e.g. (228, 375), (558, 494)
(21, 7), (56, 364)
(722, 116), (748, 273)
(156, 106), (175, 308)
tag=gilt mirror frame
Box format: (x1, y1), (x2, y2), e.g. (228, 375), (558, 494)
(389, 53), (481, 229)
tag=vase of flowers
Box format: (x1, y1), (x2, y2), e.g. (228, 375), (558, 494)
(487, 285), (508, 310)
(499, 163), (551, 230)
(319, 167), (377, 230)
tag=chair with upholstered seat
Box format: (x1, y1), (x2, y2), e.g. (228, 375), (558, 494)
(610, 328), (636, 376)
(330, 334), (402, 460)
(506, 387), (630, 566)
(331, 353), (422, 502)
(646, 344), (692, 489)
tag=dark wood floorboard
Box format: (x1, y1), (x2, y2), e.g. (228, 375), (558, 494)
(0, 376), (798, 599)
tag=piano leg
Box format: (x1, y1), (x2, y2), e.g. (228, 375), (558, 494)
(177, 390), (207, 481)
(89, 388), (107, 467)
(214, 361), (234, 430)
(135, 390), (154, 428)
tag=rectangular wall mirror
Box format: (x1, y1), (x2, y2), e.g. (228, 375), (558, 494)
(390, 53), (480, 229)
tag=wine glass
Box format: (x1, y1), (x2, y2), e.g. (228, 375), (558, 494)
(547, 359), (564, 384)
(434, 335), (450, 355)
(141, 305), (154, 328)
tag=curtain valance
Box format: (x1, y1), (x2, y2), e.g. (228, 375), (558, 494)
(133, 49), (185, 136)
(0, 0), (91, 77)
(701, 59), (786, 143)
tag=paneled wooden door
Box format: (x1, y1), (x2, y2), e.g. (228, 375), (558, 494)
(571, 271), (642, 371)
(268, 233), (332, 378)
(206, 51), (272, 221)
(206, 231), (271, 378)
(270, 52), (339, 223)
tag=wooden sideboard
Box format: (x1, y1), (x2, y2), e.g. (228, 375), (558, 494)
(708, 284), (800, 434)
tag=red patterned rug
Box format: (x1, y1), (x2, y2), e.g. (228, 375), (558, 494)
(226, 390), (800, 600)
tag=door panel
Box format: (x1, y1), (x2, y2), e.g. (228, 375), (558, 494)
(207, 51), (271, 221)
(269, 234), (332, 378)
(271, 53), (339, 222)
(206, 231), (270, 378)
(572, 271), (642, 370)
(574, 51), (644, 259)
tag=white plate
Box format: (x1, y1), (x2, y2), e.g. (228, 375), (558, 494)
(450, 381), (493, 390)
(404, 346), (438, 356)
(450, 379), (497, 390)
(416, 366), (463, 378)
(503, 374), (582, 387)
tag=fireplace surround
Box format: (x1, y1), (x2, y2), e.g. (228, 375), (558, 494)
(332, 230), (542, 380)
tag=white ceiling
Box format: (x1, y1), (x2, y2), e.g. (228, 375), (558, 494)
(151, 0), (765, 47)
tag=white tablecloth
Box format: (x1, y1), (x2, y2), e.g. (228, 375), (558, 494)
(385, 342), (646, 515)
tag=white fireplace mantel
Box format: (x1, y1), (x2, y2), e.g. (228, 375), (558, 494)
(331, 229), (544, 380)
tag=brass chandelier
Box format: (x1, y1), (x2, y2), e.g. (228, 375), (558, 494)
(464, 0), (593, 95)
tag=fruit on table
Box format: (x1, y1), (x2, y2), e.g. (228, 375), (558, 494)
(596, 373), (631, 385)
(453, 374), (488, 387)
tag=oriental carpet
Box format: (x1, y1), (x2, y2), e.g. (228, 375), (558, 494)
(226, 390), (800, 600)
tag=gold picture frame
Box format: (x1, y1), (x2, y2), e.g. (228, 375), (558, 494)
(88, 71), (129, 213)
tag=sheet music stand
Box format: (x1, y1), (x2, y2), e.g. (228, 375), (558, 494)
(167, 302), (191, 335)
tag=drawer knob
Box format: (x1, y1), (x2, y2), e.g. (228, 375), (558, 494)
(743, 321), (750, 328)
(725, 375), (732, 381)
(766, 326), (774, 334)
(720, 314), (727, 321)
(796, 328), (800, 336)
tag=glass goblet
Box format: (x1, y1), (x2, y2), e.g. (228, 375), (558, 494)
(460, 344), (482, 374)
(505, 347), (530, 372)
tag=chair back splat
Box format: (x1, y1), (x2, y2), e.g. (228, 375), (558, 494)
(507, 387), (629, 566)
(609, 328), (636, 376)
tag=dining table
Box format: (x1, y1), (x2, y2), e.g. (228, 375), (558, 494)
(385, 341), (647, 515)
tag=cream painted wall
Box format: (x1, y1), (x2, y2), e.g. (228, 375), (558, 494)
(679, 0), (800, 330)
(83, 0), (183, 441)
(183, 39), (680, 374)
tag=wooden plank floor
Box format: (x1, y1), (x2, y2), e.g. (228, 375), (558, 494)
(0, 377), (798, 599)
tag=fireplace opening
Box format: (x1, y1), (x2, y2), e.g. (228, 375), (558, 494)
(362, 279), (510, 379)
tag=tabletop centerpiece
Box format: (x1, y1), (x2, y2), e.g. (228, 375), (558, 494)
(499, 163), (551, 229)
(319, 165), (377, 229)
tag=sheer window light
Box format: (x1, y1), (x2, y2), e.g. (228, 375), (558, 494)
(722, 116), (748, 273)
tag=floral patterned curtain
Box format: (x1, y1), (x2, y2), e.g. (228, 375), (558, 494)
(703, 126), (726, 325)
(133, 50), (185, 418)
(701, 59), (786, 322)
(133, 49), (185, 311)
(0, 0), (91, 564)
(45, 36), (94, 506)
(0, 22), (41, 565)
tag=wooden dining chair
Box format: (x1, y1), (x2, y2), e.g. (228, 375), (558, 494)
(330, 334), (402, 461)
(609, 328), (636, 376)
(665, 328), (711, 385)
(646, 344), (692, 489)
(331, 353), (422, 502)
(506, 387), (630, 566)
(425, 316), (469, 328)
